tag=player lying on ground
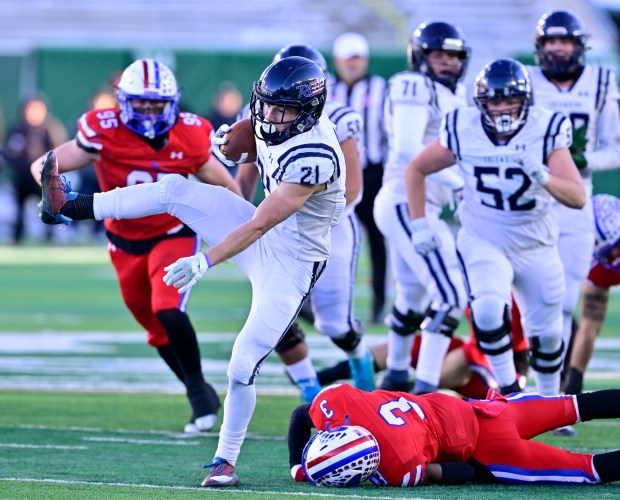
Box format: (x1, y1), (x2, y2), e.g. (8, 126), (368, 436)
(288, 383), (620, 486)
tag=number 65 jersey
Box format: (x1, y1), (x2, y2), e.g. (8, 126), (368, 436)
(309, 384), (479, 487)
(442, 105), (572, 250)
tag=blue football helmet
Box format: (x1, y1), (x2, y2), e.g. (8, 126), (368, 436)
(408, 20), (470, 90)
(116, 58), (180, 139)
(273, 43), (328, 73)
(250, 56), (326, 145)
(474, 58), (533, 136)
(535, 10), (589, 82)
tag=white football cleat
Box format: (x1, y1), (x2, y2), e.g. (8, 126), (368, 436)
(184, 414), (217, 434)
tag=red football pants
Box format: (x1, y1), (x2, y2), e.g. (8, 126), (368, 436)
(109, 235), (200, 347)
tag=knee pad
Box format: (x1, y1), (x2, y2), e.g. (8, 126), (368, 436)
(274, 322), (306, 354)
(530, 336), (564, 374)
(473, 304), (512, 356)
(330, 323), (363, 353)
(421, 304), (460, 337)
(387, 306), (425, 336)
(160, 173), (188, 198)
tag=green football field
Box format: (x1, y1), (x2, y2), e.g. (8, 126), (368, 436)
(1, 245), (619, 499)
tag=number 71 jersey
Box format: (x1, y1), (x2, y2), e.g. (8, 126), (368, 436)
(441, 105), (572, 230)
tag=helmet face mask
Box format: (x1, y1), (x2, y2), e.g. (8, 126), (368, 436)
(302, 425), (380, 487)
(409, 20), (470, 90)
(593, 194), (620, 272)
(474, 58), (532, 136)
(250, 56), (326, 146)
(116, 59), (180, 139)
(534, 9), (589, 81)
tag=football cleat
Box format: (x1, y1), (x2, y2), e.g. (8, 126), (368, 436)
(184, 414), (218, 434)
(348, 350), (376, 392)
(298, 377), (322, 404)
(201, 457), (239, 487)
(378, 370), (413, 392)
(39, 150), (77, 225)
(551, 425), (577, 437)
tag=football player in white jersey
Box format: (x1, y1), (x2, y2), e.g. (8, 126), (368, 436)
(231, 44), (374, 400)
(406, 58), (586, 397)
(527, 9), (620, 395)
(374, 21), (470, 394)
(38, 57), (346, 487)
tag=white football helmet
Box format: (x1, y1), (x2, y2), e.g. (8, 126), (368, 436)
(302, 425), (380, 487)
(116, 58), (180, 139)
(593, 194), (620, 271)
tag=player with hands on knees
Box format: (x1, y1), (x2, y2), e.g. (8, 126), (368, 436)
(406, 58), (585, 399)
(37, 56), (346, 488)
(31, 59), (239, 435)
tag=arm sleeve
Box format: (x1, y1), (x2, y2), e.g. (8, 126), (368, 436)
(288, 403), (314, 467)
(437, 462), (475, 485)
(586, 73), (620, 172)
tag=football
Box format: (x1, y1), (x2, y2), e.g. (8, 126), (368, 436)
(220, 118), (257, 164)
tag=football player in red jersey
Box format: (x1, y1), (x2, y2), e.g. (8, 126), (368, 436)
(288, 383), (620, 486)
(565, 194), (620, 394)
(30, 59), (241, 433)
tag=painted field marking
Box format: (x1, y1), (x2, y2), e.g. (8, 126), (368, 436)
(0, 443), (87, 450)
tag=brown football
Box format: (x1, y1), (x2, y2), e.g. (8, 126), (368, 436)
(220, 118), (257, 164)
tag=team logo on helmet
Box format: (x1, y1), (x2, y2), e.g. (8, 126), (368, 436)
(297, 78), (325, 98)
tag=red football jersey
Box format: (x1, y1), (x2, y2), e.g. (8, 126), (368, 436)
(76, 108), (213, 240)
(309, 384), (479, 487)
(587, 261), (620, 289)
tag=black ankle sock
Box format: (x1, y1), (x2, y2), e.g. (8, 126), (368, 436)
(59, 194), (94, 220)
(316, 359), (380, 386)
(577, 389), (620, 421)
(593, 450), (620, 483)
(563, 367), (583, 395)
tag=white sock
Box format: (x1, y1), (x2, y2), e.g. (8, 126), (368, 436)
(532, 370), (561, 396)
(285, 356), (318, 382)
(415, 332), (451, 386)
(93, 183), (164, 221)
(486, 350), (517, 387)
(385, 330), (414, 371)
(214, 380), (256, 466)
(562, 311), (573, 357)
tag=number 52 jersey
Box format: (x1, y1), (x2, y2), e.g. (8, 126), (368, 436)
(441, 105), (572, 249)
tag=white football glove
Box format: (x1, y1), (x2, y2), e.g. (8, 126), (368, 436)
(518, 153), (550, 186)
(211, 124), (236, 168)
(410, 217), (441, 256)
(163, 252), (211, 294)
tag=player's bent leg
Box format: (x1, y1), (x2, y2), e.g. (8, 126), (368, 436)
(471, 300), (519, 394)
(328, 323), (375, 392)
(414, 304), (461, 395)
(530, 335), (563, 397)
(275, 323), (321, 403)
(379, 306), (425, 391)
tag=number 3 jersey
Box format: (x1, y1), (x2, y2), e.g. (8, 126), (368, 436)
(309, 384), (478, 487)
(76, 107), (213, 240)
(442, 105), (571, 250)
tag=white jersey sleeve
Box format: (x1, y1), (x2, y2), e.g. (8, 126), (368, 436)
(385, 72), (434, 164)
(587, 68), (620, 172)
(324, 103), (363, 143)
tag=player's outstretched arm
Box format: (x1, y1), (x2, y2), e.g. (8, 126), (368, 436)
(425, 462), (475, 485)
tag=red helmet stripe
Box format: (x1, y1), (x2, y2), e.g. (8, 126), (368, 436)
(142, 60), (150, 89)
(306, 434), (376, 468)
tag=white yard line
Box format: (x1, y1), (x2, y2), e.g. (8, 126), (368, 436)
(0, 477), (427, 499)
(0, 443), (87, 450)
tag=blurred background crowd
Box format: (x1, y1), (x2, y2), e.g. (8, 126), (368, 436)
(1, 0), (620, 246)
